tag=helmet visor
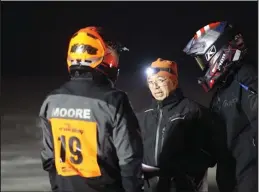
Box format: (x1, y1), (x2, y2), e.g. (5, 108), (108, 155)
(194, 56), (207, 71)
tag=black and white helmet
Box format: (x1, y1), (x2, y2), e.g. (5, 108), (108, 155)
(183, 21), (247, 92)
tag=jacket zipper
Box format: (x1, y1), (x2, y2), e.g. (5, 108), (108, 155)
(155, 109), (163, 165)
(161, 127), (166, 150)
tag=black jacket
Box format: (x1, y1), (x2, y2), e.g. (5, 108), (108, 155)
(137, 89), (221, 192)
(210, 63), (258, 192)
(39, 77), (143, 192)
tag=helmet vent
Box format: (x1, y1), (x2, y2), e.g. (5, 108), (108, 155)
(87, 33), (98, 39)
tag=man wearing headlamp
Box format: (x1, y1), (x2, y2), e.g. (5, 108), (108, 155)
(138, 58), (233, 192)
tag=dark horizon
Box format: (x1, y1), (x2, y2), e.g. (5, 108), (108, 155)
(2, 1), (258, 113)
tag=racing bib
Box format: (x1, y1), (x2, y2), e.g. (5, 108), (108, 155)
(50, 118), (101, 178)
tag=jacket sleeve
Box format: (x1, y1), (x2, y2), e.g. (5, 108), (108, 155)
(136, 112), (145, 140)
(112, 92), (143, 192)
(199, 108), (237, 192)
(237, 64), (258, 131)
(39, 98), (58, 191)
(189, 106), (218, 169)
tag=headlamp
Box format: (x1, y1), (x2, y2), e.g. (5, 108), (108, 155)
(145, 67), (156, 76)
(145, 67), (175, 77)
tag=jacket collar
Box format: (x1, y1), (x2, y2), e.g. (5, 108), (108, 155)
(152, 88), (184, 109)
(71, 73), (114, 88)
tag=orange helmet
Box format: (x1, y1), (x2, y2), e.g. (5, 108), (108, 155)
(67, 26), (127, 82)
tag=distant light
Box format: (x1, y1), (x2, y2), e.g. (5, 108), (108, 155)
(121, 47), (129, 51)
(145, 67), (155, 76)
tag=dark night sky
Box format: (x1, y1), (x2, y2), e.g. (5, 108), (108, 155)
(1, 1), (258, 113)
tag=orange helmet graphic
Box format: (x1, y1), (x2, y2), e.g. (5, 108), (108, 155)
(67, 26), (126, 82)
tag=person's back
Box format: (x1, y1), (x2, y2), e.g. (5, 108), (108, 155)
(39, 26), (143, 192)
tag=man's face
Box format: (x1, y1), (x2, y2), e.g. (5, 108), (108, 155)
(147, 74), (176, 101)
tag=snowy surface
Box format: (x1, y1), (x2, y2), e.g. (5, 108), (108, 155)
(1, 114), (51, 191)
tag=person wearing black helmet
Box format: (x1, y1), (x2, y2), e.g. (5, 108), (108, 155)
(183, 21), (258, 192)
(38, 26), (143, 192)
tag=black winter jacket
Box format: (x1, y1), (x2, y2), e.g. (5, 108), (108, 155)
(137, 89), (226, 192)
(39, 77), (143, 192)
(210, 63), (258, 192)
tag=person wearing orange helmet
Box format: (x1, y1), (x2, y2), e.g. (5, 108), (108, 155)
(137, 58), (227, 192)
(38, 26), (143, 192)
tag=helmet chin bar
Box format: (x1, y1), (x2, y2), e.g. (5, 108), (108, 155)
(96, 63), (120, 84)
(198, 61), (230, 92)
(196, 45), (237, 92)
(198, 77), (214, 92)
